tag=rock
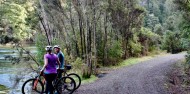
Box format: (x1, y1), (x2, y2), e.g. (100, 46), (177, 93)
(0, 91), (7, 94)
(97, 73), (107, 78)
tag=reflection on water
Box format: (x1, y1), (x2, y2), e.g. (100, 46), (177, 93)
(0, 74), (14, 88)
(0, 49), (16, 53)
(0, 49), (17, 61)
(0, 45), (37, 93)
(0, 46), (37, 61)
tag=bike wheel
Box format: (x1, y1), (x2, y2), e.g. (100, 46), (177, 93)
(67, 73), (81, 90)
(56, 76), (76, 94)
(22, 78), (44, 94)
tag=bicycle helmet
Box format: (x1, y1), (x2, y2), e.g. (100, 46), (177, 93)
(45, 46), (53, 51)
(53, 45), (60, 49)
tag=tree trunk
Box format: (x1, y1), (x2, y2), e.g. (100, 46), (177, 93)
(79, 18), (84, 58)
(103, 13), (108, 66)
(92, 0), (97, 74)
(69, 5), (80, 57)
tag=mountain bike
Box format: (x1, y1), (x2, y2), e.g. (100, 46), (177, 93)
(58, 65), (81, 90)
(21, 69), (76, 94)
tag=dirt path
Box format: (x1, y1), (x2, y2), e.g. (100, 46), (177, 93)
(74, 53), (186, 94)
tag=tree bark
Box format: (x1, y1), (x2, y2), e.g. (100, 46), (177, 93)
(103, 13), (108, 66)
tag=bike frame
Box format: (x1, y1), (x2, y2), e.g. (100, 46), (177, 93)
(32, 73), (46, 92)
(32, 70), (64, 92)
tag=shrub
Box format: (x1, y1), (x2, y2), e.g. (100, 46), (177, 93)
(129, 40), (142, 57)
(82, 67), (91, 79)
(186, 51), (190, 64)
(107, 41), (123, 65)
(108, 41), (123, 59)
(71, 57), (83, 74)
(0, 35), (19, 44)
(162, 30), (184, 54)
(139, 27), (161, 55)
(35, 33), (48, 65)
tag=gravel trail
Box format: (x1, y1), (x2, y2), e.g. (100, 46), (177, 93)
(75, 53), (186, 94)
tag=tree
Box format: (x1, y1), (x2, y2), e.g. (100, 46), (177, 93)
(154, 24), (163, 35)
(35, 0), (167, 78)
(139, 27), (160, 55)
(162, 30), (184, 53)
(146, 14), (159, 31)
(174, 0), (190, 63)
(0, 0), (38, 43)
(108, 0), (145, 59)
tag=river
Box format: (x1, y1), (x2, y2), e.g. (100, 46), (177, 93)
(0, 45), (37, 94)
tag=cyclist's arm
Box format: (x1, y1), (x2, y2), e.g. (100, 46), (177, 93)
(62, 55), (65, 65)
(41, 56), (48, 71)
(59, 54), (64, 68)
(57, 57), (61, 69)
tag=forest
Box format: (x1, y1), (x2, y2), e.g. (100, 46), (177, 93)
(0, 0), (190, 79)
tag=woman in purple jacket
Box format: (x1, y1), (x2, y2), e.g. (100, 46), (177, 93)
(41, 46), (60, 94)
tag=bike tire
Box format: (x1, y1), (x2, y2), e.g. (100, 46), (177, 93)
(56, 76), (76, 94)
(67, 73), (81, 90)
(22, 78), (44, 94)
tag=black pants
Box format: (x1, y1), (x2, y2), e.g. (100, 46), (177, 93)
(44, 73), (57, 94)
(57, 69), (64, 79)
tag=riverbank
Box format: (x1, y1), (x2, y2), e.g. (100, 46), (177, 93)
(0, 85), (8, 93)
(0, 45), (37, 94)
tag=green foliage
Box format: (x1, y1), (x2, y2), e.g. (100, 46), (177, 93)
(0, 35), (19, 44)
(118, 56), (152, 68)
(106, 41), (123, 65)
(180, 24), (190, 50)
(96, 39), (123, 66)
(0, 84), (8, 91)
(35, 33), (48, 65)
(81, 75), (98, 84)
(143, 0), (187, 55)
(140, 27), (160, 40)
(162, 30), (184, 53)
(164, 15), (176, 31)
(144, 0), (167, 26)
(129, 40), (142, 57)
(1, 2), (28, 38)
(173, 0), (190, 66)
(82, 66), (91, 79)
(71, 57), (84, 74)
(146, 14), (159, 30)
(186, 51), (190, 63)
(140, 27), (161, 49)
(154, 24), (163, 35)
(0, 0), (38, 41)
(108, 41), (123, 59)
(185, 51), (190, 77)
(128, 29), (143, 57)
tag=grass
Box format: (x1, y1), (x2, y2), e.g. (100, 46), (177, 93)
(119, 56), (152, 66)
(0, 84), (8, 91)
(112, 51), (168, 69)
(0, 85), (9, 94)
(166, 60), (188, 93)
(111, 56), (154, 69)
(0, 45), (12, 48)
(81, 75), (98, 84)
